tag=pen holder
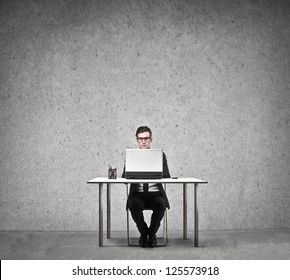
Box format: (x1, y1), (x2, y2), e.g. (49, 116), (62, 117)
(108, 166), (117, 179)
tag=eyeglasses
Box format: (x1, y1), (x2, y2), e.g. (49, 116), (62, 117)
(136, 137), (151, 142)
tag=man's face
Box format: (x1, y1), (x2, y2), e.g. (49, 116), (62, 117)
(136, 131), (152, 149)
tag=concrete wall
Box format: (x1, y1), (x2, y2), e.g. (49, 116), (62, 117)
(1, 0), (289, 232)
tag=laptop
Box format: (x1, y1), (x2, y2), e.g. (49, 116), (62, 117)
(125, 149), (163, 179)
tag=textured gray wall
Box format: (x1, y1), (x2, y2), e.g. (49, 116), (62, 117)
(1, 0), (289, 232)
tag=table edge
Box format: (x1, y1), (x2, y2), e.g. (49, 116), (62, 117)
(87, 178), (208, 184)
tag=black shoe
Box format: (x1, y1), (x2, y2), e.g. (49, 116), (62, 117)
(148, 235), (157, 248)
(139, 235), (148, 247)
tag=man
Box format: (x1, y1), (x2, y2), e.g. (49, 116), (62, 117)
(122, 126), (171, 248)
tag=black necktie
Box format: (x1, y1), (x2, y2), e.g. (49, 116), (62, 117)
(143, 183), (149, 192)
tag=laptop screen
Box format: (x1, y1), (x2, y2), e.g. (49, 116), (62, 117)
(125, 149), (163, 179)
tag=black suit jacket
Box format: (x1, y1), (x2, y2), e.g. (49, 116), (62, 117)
(122, 152), (171, 210)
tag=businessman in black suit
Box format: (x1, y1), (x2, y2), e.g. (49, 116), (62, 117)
(122, 126), (171, 248)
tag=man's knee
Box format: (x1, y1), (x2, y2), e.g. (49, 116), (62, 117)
(129, 201), (144, 212)
(128, 196), (145, 211)
(129, 205), (140, 213)
(152, 197), (166, 209)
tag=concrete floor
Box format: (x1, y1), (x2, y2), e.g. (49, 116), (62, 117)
(0, 229), (289, 260)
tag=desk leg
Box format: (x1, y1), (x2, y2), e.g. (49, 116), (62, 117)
(194, 183), (199, 247)
(107, 183), (111, 239)
(126, 184), (130, 245)
(99, 183), (103, 247)
(183, 183), (187, 240)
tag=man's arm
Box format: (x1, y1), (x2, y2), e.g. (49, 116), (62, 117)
(121, 165), (125, 178)
(163, 153), (171, 178)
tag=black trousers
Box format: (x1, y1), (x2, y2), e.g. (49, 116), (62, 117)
(128, 192), (166, 236)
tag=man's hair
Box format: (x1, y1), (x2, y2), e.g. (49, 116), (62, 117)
(135, 126), (152, 137)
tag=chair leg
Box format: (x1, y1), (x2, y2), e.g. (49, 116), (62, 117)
(165, 210), (168, 244)
(127, 209), (131, 246)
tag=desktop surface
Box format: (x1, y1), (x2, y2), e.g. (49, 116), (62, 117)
(87, 177), (208, 184)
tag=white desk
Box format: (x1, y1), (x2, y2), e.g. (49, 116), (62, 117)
(87, 177), (208, 247)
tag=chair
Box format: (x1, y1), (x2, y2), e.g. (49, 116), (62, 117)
(126, 184), (168, 246)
